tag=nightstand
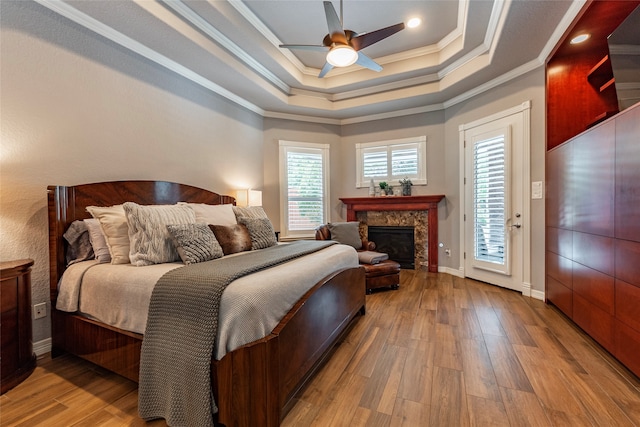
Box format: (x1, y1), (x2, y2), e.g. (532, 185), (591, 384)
(1, 259), (36, 394)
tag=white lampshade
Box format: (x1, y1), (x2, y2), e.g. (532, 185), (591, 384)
(235, 189), (262, 207)
(326, 46), (358, 67)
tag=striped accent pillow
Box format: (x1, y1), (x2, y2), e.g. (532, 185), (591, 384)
(123, 202), (196, 266)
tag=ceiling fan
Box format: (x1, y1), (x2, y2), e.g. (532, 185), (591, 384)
(279, 0), (405, 78)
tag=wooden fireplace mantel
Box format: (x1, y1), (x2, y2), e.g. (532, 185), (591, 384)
(339, 195), (445, 273)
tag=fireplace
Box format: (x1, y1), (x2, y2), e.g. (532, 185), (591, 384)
(368, 226), (415, 269)
(340, 195), (444, 272)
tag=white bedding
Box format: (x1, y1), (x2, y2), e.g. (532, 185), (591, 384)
(57, 243), (359, 359)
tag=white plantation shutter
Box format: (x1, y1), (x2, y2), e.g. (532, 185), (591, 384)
(286, 150), (324, 231)
(363, 148), (388, 178)
(279, 141), (330, 238)
(391, 145), (418, 176)
(356, 136), (426, 187)
(473, 135), (507, 266)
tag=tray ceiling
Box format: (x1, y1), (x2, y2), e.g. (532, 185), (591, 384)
(38, 0), (583, 124)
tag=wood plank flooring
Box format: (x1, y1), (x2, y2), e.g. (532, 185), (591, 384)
(2, 270), (639, 426)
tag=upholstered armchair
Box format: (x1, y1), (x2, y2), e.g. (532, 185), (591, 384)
(315, 223), (400, 293)
(314, 224), (376, 251)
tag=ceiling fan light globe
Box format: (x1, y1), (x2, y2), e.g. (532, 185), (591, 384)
(326, 46), (358, 67)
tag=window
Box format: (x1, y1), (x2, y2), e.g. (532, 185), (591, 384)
(279, 140), (330, 239)
(355, 136), (427, 188)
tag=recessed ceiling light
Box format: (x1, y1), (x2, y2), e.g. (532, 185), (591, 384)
(407, 18), (421, 29)
(570, 34), (590, 44)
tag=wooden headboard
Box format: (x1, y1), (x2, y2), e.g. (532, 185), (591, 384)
(47, 180), (235, 302)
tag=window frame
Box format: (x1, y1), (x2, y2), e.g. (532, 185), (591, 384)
(355, 136), (427, 188)
(278, 140), (330, 240)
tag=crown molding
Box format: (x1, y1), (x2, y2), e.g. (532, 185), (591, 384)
(35, 0), (577, 125)
(263, 111), (341, 125)
(162, 0), (290, 93)
(537, 0), (586, 62)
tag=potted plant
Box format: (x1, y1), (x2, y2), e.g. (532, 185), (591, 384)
(399, 177), (413, 196)
(379, 181), (388, 195)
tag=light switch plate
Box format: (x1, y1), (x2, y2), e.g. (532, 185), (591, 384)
(532, 181), (543, 199)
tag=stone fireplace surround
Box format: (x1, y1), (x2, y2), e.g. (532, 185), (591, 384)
(339, 195), (445, 272)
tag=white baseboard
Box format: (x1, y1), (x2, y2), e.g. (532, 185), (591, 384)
(530, 289), (545, 301)
(521, 282), (545, 301)
(33, 338), (52, 357)
(438, 266), (464, 277)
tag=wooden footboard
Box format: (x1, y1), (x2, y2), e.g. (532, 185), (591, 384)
(213, 266), (365, 426)
(50, 266), (364, 426)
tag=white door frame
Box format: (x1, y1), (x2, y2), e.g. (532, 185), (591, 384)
(458, 101), (532, 296)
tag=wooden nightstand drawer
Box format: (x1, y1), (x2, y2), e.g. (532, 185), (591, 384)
(1, 259), (36, 394)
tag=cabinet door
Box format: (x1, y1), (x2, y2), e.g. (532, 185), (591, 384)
(615, 105), (640, 242)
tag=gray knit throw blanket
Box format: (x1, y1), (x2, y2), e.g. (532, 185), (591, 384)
(138, 240), (336, 426)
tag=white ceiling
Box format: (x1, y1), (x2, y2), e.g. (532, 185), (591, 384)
(40, 0), (584, 124)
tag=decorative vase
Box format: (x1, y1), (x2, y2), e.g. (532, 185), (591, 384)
(369, 179), (375, 196)
(402, 183), (412, 196)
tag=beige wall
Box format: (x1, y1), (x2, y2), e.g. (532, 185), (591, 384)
(1, 2), (264, 343)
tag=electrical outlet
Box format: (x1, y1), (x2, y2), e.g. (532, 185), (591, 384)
(445, 248), (451, 257)
(34, 302), (47, 319)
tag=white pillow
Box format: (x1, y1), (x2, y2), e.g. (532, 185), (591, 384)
(86, 205), (130, 264)
(123, 202), (196, 266)
(178, 203), (237, 226)
(84, 218), (111, 263)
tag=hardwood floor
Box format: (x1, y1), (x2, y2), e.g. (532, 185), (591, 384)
(2, 271), (639, 426)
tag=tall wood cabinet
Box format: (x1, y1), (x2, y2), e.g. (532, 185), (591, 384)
(547, 103), (640, 376)
(546, 1), (640, 377)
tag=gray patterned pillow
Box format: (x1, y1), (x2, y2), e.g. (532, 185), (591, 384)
(123, 202), (196, 266)
(238, 217), (277, 250)
(166, 223), (223, 265)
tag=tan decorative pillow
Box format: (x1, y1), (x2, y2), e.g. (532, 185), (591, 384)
(86, 204), (130, 264)
(123, 202), (196, 266)
(209, 224), (252, 255)
(178, 203), (237, 226)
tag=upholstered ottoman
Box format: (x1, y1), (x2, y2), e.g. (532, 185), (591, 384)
(362, 259), (401, 293)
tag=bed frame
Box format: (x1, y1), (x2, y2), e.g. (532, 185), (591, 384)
(47, 180), (365, 426)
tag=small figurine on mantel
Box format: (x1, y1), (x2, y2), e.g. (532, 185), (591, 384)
(400, 177), (412, 196)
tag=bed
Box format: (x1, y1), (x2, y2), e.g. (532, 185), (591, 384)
(47, 180), (366, 426)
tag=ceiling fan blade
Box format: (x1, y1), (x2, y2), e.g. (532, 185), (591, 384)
(356, 52), (382, 72)
(323, 1), (347, 44)
(318, 61), (334, 78)
(279, 44), (329, 52)
(350, 22), (405, 51)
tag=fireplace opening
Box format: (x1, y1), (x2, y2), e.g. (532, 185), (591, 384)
(368, 226), (415, 269)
